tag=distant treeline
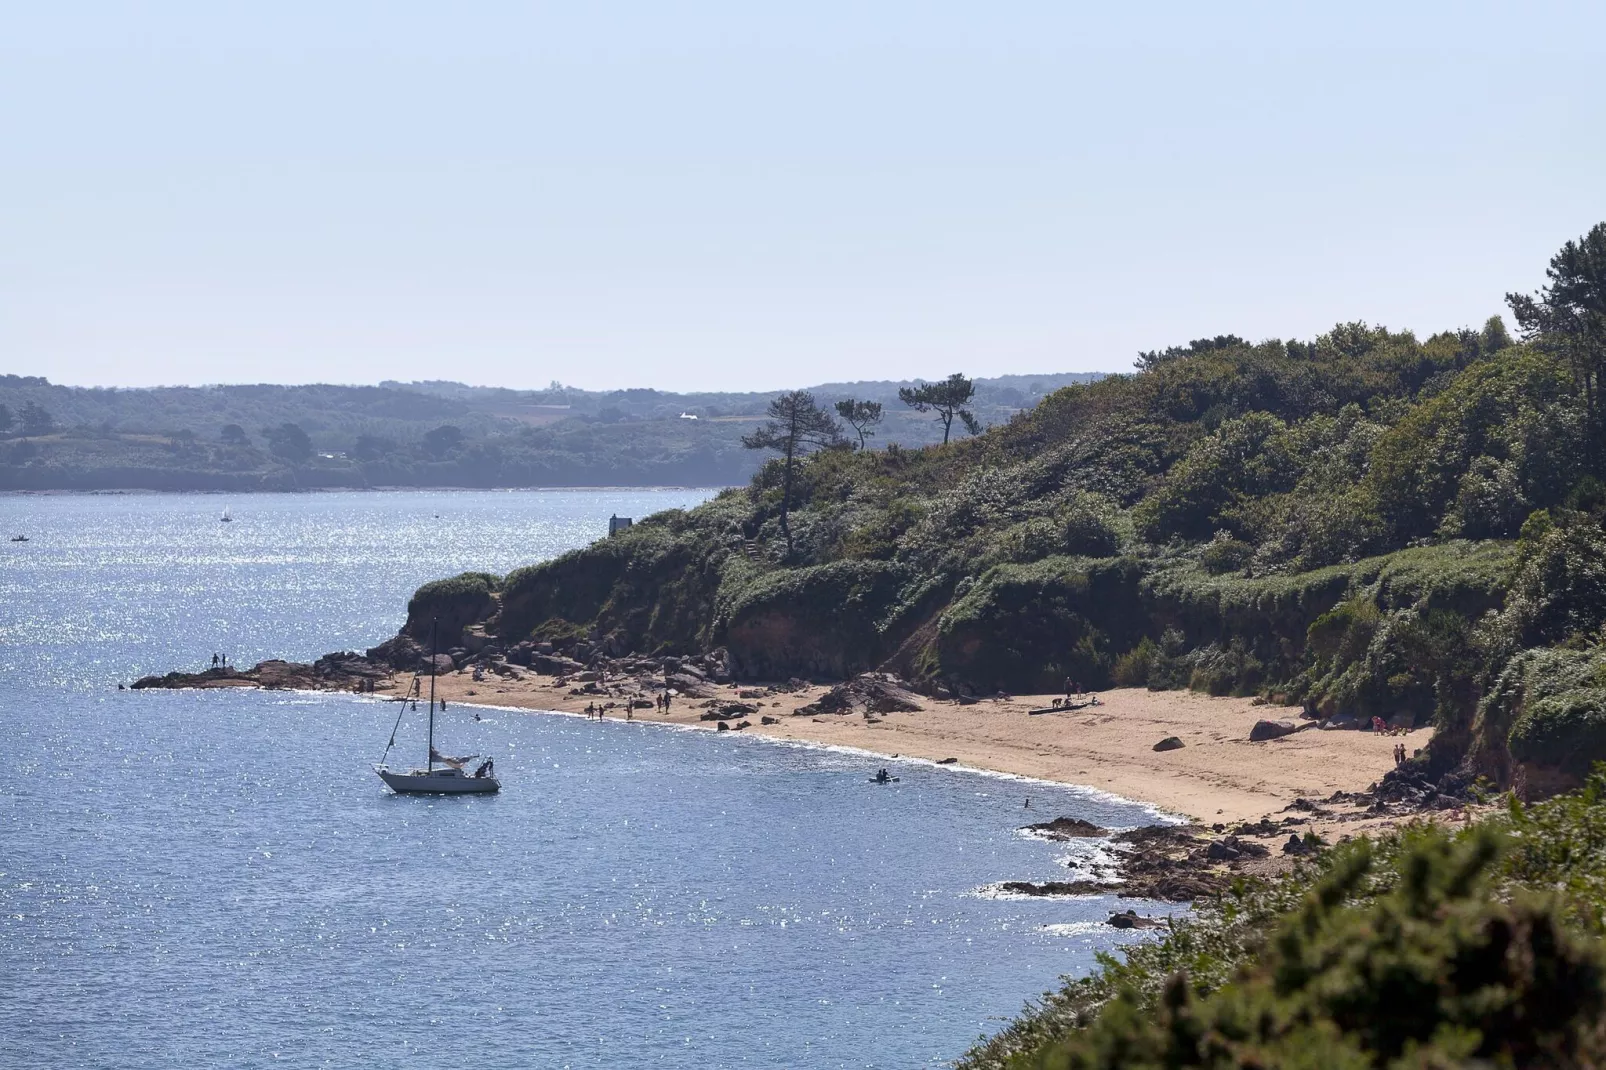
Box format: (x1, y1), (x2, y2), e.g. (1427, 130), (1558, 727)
(0, 372), (1102, 491)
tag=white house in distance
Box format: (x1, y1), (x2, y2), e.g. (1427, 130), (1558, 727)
(608, 514), (633, 537)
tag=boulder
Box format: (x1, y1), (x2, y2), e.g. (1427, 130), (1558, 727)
(1249, 719), (1298, 742)
(715, 721), (730, 732)
(529, 653), (586, 676)
(760, 715), (779, 726)
(366, 634), (424, 671)
(1282, 833), (1320, 856)
(699, 702), (757, 721)
(1203, 835), (1268, 862)
(1153, 736), (1185, 752)
(667, 672), (719, 698)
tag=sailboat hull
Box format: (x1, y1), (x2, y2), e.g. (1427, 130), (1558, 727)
(377, 768), (500, 795)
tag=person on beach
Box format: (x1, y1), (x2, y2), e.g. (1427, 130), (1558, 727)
(1064, 676), (1073, 697)
(211, 653), (219, 668)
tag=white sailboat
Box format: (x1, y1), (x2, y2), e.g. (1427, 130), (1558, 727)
(220, 506), (233, 523)
(375, 619), (500, 795)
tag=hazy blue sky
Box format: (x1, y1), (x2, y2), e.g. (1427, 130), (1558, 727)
(3, 2), (1602, 391)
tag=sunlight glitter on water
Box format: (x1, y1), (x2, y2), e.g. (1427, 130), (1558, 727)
(0, 489), (1169, 1068)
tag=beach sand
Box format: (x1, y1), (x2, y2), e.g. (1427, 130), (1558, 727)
(403, 670), (1431, 829)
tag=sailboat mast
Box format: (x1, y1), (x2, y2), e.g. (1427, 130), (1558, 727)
(427, 617), (437, 772)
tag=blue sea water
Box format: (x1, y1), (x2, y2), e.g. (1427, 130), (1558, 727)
(0, 489), (1169, 1068)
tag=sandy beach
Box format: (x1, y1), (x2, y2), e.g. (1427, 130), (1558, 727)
(406, 670), (1429, 829)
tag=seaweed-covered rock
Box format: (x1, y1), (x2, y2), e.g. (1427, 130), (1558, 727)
(1107, 910), (1167, 929)
(1021, 816), (1107, 839)
(998, 880), (1108, 897)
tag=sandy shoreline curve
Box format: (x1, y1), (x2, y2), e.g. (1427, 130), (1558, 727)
(414, 672), (1429, 829)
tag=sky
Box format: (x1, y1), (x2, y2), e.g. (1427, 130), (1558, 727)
(2, 2), (1603, 392)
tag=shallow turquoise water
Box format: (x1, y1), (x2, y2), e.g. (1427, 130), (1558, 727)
(0, 490), (1166, 1068)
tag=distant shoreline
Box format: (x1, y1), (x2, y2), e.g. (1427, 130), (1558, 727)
(0, 484), (734, 497)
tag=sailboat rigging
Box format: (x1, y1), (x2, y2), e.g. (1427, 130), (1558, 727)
(375, 618), (500, 795)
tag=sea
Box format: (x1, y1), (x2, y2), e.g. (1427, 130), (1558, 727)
(0, 489), (1171, 1069)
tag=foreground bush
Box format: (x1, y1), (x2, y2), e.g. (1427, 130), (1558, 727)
(961, 783), (1606, 1070)
(1018, 831), (1605, 1069)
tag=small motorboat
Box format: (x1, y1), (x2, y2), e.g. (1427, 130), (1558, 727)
(9, 535), (27, 542)
(869, 769), (899, 784)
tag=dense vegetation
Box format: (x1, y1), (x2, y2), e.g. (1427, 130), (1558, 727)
(0, 373), (1097, 490)
(957, 776), (1606, 1068)
(425, 224), (1606, 805)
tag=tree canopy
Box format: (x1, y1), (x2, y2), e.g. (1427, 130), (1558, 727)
(263, 422), (313, 464)
(834, 398), (884, 449)
(898, 373), (979, 443)
(742, 391), (844, 556)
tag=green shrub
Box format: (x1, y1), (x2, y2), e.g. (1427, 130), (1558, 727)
(975, 829), (1606, 1070)
(1056, 834), (1597, 1068)
(718, 559), (909, 678)
(404, 571), (500, 641)
(935, 556), (1145, 692)
(1199, 535), (1253, 575)
(1494, 516), (1606, 648)
(1112, 637), (1159, 687)
(1510, 691), (1606, 777)
(1365, 347), (1586, 542)
(1133, 413), (1299, 543)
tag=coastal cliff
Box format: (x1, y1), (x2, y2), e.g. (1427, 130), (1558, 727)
(380, 306), (1606, 798)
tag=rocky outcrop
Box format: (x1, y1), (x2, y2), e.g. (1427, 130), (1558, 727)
(366, 634), (424, 670)
(1021, 816), (1106, 839)
(131, 654), (384, 692)
(1153, 736), (1185, 752)
(1000, 824), (1233, 902)
(796, 673), (923, 716)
